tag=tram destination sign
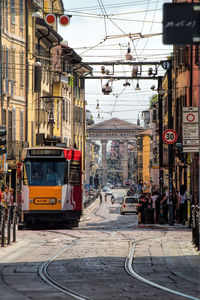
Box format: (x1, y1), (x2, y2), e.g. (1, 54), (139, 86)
(182, 107), (199, 153)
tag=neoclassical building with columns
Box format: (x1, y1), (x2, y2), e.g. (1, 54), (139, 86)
(86, 118), (144, 186)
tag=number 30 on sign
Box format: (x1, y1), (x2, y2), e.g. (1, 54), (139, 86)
(162, 129), (177, 144)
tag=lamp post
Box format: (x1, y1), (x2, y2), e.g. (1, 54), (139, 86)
(161, 59), (174, 226)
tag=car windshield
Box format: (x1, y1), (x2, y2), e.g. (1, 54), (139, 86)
(125, 197), (138, 204)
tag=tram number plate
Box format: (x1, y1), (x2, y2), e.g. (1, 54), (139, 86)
(35, 198), (48, 204)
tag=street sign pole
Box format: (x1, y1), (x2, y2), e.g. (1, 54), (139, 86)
(167, 61), (174, 226)
(158, 76), (164, 198)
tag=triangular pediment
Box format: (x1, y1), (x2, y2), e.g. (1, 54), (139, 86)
(87, 118), (144, 131)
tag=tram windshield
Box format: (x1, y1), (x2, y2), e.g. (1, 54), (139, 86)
(24, 159), (67, 186)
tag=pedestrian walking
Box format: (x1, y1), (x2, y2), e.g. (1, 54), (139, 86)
(99, 193), (102, 204)
(147, 192), (152, 208)
(161, 189), (169, 224)
(2, 186), (12, 207)
(137, 194), (147, 224)
(9, 188), (15, 205)
(104, 193), (107, 202)
(151, 191), (158, 223)
(177, 185), (187, 224)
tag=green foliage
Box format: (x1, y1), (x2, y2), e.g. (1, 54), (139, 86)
(149, 94), (158, 108)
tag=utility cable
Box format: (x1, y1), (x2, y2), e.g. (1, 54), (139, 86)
(97, 0), (108, 37)
(139, 0), (160, 56)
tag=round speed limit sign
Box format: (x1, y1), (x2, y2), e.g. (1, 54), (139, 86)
(162, 129), (177, 144)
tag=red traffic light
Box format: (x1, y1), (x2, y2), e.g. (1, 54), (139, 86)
(45, 14), (56, 25)
(59, 15), (70, 26)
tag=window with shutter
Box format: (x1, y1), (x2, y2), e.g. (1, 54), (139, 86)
(12, 108), (16, 142)
(5, 48), (9, 93)
(8, 111), (12, 143)
(3, 110), (6, 126)
(12, 48), (15, 82)
(66, 101), (68, 122)
(57, 100), (59, 128)
(11, 0), (15, 24)
(20, 0), (23, 28)
(20, 52), (24, 86)
(5, 0), (8, 31)
(20, 110), (24, 142)
(62, 100), (65, 120)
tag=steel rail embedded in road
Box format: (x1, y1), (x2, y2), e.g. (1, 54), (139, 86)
(38, 239), (93, 300)
(125, 239), (200, 300)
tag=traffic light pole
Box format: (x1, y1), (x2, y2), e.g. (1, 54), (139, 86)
(167, 60), (174, 226)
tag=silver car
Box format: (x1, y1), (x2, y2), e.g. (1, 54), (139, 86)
(120, 196), (139, 215)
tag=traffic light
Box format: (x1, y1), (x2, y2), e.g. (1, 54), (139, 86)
(0, 125), (6, 155)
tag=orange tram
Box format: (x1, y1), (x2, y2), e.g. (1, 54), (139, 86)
(21, 146), (82, 228)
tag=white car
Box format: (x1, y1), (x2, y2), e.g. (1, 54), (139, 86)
(120, 196), (139, 215)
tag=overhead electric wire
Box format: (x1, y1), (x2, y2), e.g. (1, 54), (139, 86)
(138, 0), (160, 56)
(97, 0), (108, 37)
(64, 0), (167, 12)
(111, 86), (128, 116)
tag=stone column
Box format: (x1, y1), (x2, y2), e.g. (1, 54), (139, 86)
(86, 139), (91, 185)
(101, 140), (107, 186)
(122, 140), (129, 186)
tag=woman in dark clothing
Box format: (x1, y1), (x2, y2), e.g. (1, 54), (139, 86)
(177, 185), (187, 224)
(140, 194), (148, 224)
(155, 194), (161, 223)
(161, 193), (169, 224)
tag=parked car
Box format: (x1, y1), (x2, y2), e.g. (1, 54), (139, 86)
(120, 196), (139, 215)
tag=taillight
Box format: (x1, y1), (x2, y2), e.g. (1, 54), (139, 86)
(123, 203), (126, 208)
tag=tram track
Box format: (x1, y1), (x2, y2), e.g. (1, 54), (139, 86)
(38, 201), (199, 300)
(39, 228), (199, 300)
(39, 238), (92, 300)
(125, 237), (200, 300)
(0, 195), (199, 300)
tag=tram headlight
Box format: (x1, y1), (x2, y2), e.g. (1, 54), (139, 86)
(58, 199), (61, 203)
(30, 199), (33, 203)
(49, 198), (56, 204)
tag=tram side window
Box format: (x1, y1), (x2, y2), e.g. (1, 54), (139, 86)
(69, 161), (81, 185)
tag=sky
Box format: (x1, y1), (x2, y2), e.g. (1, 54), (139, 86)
(58, 0), (172, 126)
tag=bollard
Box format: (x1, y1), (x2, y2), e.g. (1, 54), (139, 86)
(192, 205), (200, 250)
(0, 205), (5, 247)
(12, 204), (17, 242)
(197, 206), (200, 251)
(7, 205), (11, 245)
